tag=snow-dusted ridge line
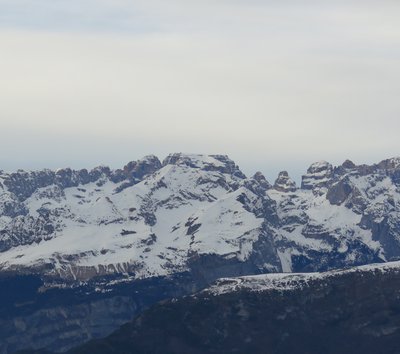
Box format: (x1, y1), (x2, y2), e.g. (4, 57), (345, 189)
(205, 261), (400, 295)
(0, 153), (261, 280)
(2, 153), (400, 281)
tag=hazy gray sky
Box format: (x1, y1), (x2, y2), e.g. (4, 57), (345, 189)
(1, 0), (399, 182)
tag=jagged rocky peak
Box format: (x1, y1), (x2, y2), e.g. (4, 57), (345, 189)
(253, 171), (272, 190)
(341, 159), (356, 169)
(123, 155), (162, 180)
(376, 156), (400, 170)
(330, 159), (357, 178)
(242, 172), (272, 198)
(1, 157), (163, 203)
(325, 156), (400, 206)
(334, 157), (400, 179)
(273, 171), (297, 192)
(243, 171), (270, 195)
(162, 153), (246, 178)
(375, 157), (400, 185)
(301, 160), (333, 190)
(306, 160), (333, 175)
(163, 153), (218, 168)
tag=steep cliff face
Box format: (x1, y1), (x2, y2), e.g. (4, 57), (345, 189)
(66, 262), (400, 354)
(2, 154), (400, 353)
(269, 157), (400, 272)
(1, 272), (199, 354)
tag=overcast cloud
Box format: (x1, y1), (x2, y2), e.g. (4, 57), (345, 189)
(0, 0), (399, 182)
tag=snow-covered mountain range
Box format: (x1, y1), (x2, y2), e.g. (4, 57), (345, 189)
(2, 153), (400, 353)
(1, 153), (400, 282)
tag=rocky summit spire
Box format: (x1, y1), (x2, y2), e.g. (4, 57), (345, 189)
(123, 155), (162, 180)
(301, 160), (333, 190)
(341, 159), (356, 169)
(273, 171), (297, 192)
(253, 171), (272, 190)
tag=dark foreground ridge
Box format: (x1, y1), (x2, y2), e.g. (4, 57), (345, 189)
(23, 262), (400, 354)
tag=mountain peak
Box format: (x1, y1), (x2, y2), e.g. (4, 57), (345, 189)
(301, 160), (333, 190)
(252, 171), (272, 189)
(273, 171), (297, 192)
(162, 153), (246, 178)
(376, 156), (400, 171)
(341, 159), (356, 169)
(123, 155), (162, 180)
(306, 160), (332, 174)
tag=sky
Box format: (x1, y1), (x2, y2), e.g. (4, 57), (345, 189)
(1, 0), (400, 183)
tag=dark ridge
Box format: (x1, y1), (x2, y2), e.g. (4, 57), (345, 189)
(64, 267), (400, 354)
